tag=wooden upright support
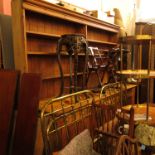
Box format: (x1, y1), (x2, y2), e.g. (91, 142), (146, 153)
(12, 73), (41, 155)
(0, 70), (19, 155)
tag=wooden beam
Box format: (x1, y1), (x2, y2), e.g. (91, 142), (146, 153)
(12, 73), (41, 155)
(0, 70), (19, 155)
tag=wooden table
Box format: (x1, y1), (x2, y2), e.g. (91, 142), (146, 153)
(122, 104), (155, 126)
(123, 104), (155, 147)
(117, 70), (155, 79)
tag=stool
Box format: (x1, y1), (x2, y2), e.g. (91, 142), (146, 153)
(57, 34), (89, 96)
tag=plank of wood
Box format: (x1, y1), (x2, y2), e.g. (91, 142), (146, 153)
(0, 14), (14, 69)
(0, 39), (3, 68)
(0, 70), (19, 155)
(12, 73), (41, 155)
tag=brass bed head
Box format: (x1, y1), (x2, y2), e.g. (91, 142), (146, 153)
(40, 90), (95, 155)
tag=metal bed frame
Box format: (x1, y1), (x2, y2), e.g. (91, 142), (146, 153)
(40, 90), (97, 155)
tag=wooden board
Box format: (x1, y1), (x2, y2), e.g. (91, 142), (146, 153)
(12, 73), (41, 155)
(0, 70), (19, 155)
(0, 14), (14, 69)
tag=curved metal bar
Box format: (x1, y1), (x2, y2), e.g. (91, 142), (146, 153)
(56, 34), (88, 95)
(56, 38), (64, 96)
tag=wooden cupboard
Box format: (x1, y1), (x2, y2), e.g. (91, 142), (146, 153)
(12, 0), (119, 99)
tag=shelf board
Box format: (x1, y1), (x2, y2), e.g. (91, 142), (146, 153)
(27, 51), (56, 55)
(42, 75), (60, 80)
(120, 35), (155, 44)
(26, 30), (61, 38)
(42, 72), (84, 80)
(60, 52), (88, 56)
(117, 69), (155, 79)
(27, 51), (111, 57)
(27, 51), (88, 57)
(87, 39), (117, 45)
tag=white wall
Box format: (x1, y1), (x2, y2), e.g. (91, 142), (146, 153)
(44, 0), (155, 34)
(63, 0), (101, 10)
(44, 0), (137, 35)
(44, 0), (101, 10)
(64, 0), (137, 35)
(136, 0), (155, 23)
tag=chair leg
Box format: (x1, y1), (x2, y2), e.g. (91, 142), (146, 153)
(85, 70), (92, 87)
(96, 70), (103, 88)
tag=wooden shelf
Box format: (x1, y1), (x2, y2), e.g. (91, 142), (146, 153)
(26, 30), (61, 38)
(42, 72), (84, 80)
(12, 0), (119, 99)
(23, 0), (119, 33)
(117, 69), (155, 79)
(120, 35), (155, 44)
(27, 51), (88, 56)
(87, 39), (117, 45)
(27, 51), (56, 55)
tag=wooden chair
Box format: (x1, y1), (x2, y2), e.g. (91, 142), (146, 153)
(94, 132), (141, 155)
(93, 82), (135, 155)
(93, 81), (136, 155)
(96, 82), (135, 136)
(94, 104), (136, 154)
(115, 135), (141, 155)
(94, 102), (135, 138)
(40, 90), (104, 155)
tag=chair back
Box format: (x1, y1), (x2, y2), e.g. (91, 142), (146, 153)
(95, 82), (135, 137)
(115, 135), (141, 155)
(40, 90), (95, 155)
(116, 107), (135, 138)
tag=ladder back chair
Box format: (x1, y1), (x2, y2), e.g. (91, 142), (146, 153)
(93, 82), (135, 154)
(115, 135), (141, 155)
(93, 83), (136, 155)
(94, 132), (141, 155)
